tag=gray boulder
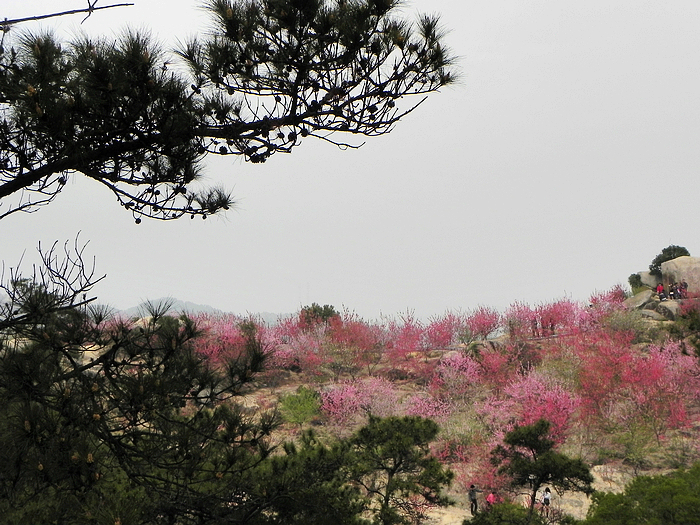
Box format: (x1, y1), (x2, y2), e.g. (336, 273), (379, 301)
(644, 297), (660, 310)
(639, 309), (667, 321)
(660, 256), (700, 293)
(656, 300), (680, 320)
(623, 289), (654, 310)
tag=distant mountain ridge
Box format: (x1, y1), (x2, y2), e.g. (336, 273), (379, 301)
(116, 297), (222, 318)
(115, 297), (287, 326)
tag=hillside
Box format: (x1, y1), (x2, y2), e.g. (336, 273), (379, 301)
(191, 287), (700, 522)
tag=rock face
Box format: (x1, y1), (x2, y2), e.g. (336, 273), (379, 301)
(639, 309), (667, 321)
(661, 256), (700, 293)
(639, 271), (661, 288)
(623, 289), (653, 309)
(656, 300), (680, 321)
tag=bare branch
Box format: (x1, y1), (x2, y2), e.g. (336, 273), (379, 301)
(0, 234), (105, 332)
(0, 3), (134, 32)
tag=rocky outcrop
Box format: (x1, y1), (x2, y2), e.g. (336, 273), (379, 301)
(631, 256), (700, 294)
(626, 256), (700, 319)
(625, 289), (679, 320)
(624, 287), (682, 321)
(660, 256), (700, 292)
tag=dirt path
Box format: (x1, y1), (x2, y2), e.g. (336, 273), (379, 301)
(426, 506), (470, 525)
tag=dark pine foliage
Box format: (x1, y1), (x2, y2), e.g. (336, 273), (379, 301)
(0, 0), (456, 221)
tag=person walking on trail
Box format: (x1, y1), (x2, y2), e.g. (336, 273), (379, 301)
(540, 487), (551, 517)
(468, 484), (482, 515)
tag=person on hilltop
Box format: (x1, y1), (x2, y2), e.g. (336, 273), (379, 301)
(656, 283), (667, 301)
(681, 280), (689, 298)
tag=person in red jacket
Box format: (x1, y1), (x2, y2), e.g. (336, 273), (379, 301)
(656, 283), (667, 300)
(486, 491), (498, 509)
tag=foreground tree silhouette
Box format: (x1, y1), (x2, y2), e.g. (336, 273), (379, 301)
(0, 275), (277, 523)
(491, 419), (594, 524)
(0, 0), (456, 221)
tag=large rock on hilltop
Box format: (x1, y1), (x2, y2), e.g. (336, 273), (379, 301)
(660, 256), (700, 293)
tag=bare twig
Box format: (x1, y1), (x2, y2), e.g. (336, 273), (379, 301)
(0, 234), (105, 332)
(0, 2), (134, 32)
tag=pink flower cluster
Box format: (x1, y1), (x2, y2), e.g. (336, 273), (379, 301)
(320, 377), (399, 424)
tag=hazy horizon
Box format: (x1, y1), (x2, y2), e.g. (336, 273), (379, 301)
(4, 0), (700, 321)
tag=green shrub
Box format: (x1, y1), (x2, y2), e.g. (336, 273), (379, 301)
(279, 386), (321, 428)
(600, 310), (650, 344)
(627, 273), (644, 294)
(666, 300), (700, 356)
(584, 464), (700, 524)
(466, 502), (547, 525)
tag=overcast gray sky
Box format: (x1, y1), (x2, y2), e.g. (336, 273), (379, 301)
(3, 0), (700, 320)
